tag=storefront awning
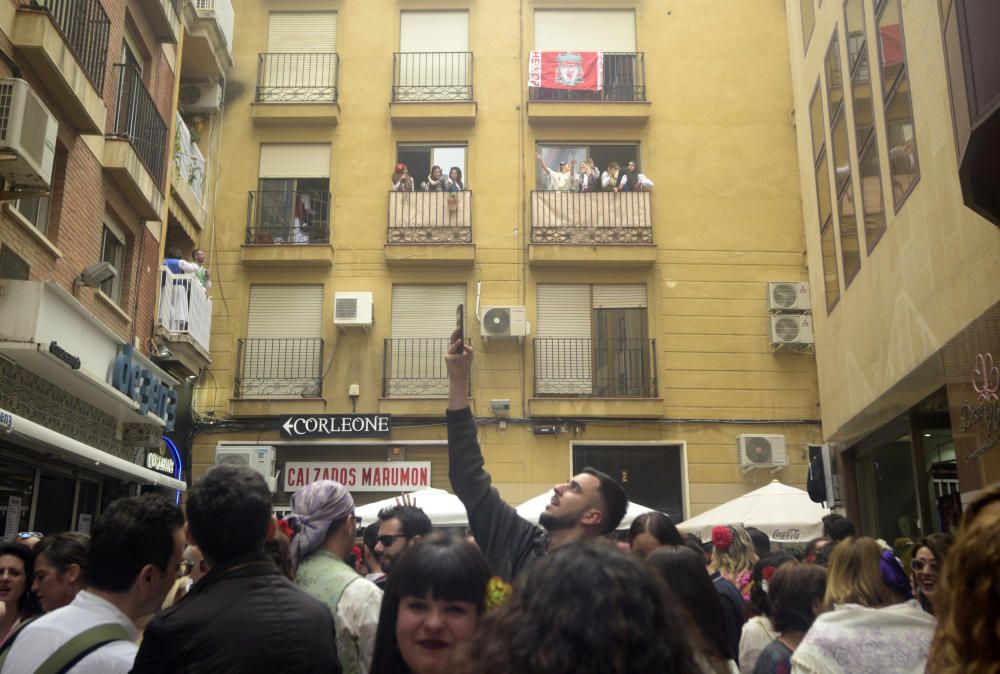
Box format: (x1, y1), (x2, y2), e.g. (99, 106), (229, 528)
(1, 409), (186, 491)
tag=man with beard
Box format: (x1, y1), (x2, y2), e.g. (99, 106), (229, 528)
(444, 331), (628, 581)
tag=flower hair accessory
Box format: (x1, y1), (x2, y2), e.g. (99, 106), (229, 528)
(761, 565), (777, 593)
(711, 526), (733, 551)
(277, 517), (296, 540)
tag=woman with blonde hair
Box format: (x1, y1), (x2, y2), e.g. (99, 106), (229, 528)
(709, 525), (758, 603)
(926, 505), (1000, 674)
(791, 537), (934, 674)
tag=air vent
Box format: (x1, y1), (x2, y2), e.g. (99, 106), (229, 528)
(767, 281), (811, 312)
(479, 306), (529, 339)
(333, 291), (374, 328)
(770, 314), (814, 346)
(737, 434), (788, 470)
(335, 296), (357, 320)
(0, 245), (29, 280)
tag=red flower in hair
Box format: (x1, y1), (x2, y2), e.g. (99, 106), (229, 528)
(762, 566), (777, 582)
(711, 526), (733, 551)
(277, 518), (295, 540)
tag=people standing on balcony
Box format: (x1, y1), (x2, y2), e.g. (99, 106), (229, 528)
(602, 161), (628, 192)
(577, 158), (602, 192)
(161, 248), (198, 332)
(191, 249), (211, 291)
(536, 152), (580, 191)
(392, 164), (414, 192)
(446, 167), (465, 192)
(625, 160), (655, 191)
(293, 193), (314, 243)
(422, 166), (447, 192)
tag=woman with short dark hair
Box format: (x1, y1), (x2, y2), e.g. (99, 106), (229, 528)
(0, 543), (40, 644)
(30, 533), (88, 613)
(628, 511), (683, 559)
(910, 533), (953, 615)
(751, 562), (826, 674)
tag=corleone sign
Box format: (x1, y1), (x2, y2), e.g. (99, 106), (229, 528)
(284, 461), (431, 493)
(280, 415), (391, 439)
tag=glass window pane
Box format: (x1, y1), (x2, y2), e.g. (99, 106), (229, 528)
(838, 182), (862, 283)
(859, 138), (887, 251)
(852, 53), (876, 147)
(845, 0), (867, 72)
(821, 220), (841, 311)
(801, 0), (816, 51)
(830, 113), (852, 196)
(885, 74), (919, 206)
(810, 85), (825, 161)
(815, 151), (833, 229)
(825, 35), (844, 117)
(16, 197), (50, 236)
(877, 0), (905, 98)
(100, 226), (125, 302)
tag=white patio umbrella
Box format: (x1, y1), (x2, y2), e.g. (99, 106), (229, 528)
(516, 490), (658, 531)
(355, 488), (469, 527)
(676, 480), (830, 544)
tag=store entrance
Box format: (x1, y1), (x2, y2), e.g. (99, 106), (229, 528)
(34, 473), (75, 534)
(572, 444), (684, 522)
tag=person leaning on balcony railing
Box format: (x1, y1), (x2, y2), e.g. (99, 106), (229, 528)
(601, 162), (628, 192)
(536, 152), (580, 192)
(161, 248), (198, 332)
(446, 167), (465, 192)
(624, 160), (655, 192)
(191, 249), (211, 291)
(421, 165), (447, 192)
(391, 163), (414, 192)
(577, 158), (601, 193)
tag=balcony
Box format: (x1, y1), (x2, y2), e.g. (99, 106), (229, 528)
(103, 64), (167, 219)
(528, 191), (655, 266)
(530, 337), (662, 417)
(385, 191), (474, 265)
(11, 0), (110, 133)
(155, 266), (212, 377)
(235, 337), (323, 399)
(527, 52), (650, 124)
(169, 112), (207, 236)
(390, 52), (476, 125)
(181, 0), (234, 80)
(252, 53), (340, 125)
(138, 0), (181, 43)
(241, 190), (334, 267)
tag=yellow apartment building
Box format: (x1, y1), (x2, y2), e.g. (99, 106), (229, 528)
(785, 0), (999, 540)
(192, 0), (825, 525)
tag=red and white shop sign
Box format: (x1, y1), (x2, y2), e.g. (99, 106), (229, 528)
(283, 461), (432, 493)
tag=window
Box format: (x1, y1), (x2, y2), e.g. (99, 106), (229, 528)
(100, 220), (126, 303)
(15, 197), (50, 235)
(844, 0), (867, 73)
(397, 144), (467, 189)
(387, 285), (466, 396)
(241, 285), (324, 397)
(535, 143), (638, 190)
(535, 284), (652, 398)
(396, 11), (471, 101)
(260, 12), (338, 102)
(810, 85), (841, 312)
(800, 0), (816, 51)
(254, 144), (331, 243)
(826, 34), (861, 285)
(876, 0), (919, 208)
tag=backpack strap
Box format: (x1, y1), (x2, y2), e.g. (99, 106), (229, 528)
(34, 623), (132, 674)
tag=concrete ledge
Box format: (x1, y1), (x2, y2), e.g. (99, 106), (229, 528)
(229, 398), (326, 417)
(139, 0), (180, 43)
(529, 397), (664, 418)
(527, 100), (651, 124)
(11, 10), (106, 134)
(241, 243), (335, 267)
(154, 327), (212, 379)
(102, 139), (165, 220)
(385, 244), (475, 266)
(379, 397), (462, 417)
(252, 102), (340, 126)
(182, 2), (233, 79)
(389, 101), (477, 126)
(528, 244), (656, 267)
(171, 173), (207, 231)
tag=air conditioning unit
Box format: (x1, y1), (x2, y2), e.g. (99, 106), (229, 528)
(767, 281), (811, 312)
(0, 79), (57, 190)
(334, 291), (374, 328)
(480, 306), (529, 339)
(179, 83), (222, 114)
(738, 434), (788, 470)
(770, 314), (814, 347)
(215, 445), (277, 492)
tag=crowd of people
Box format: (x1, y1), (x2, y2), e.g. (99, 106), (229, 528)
(391, 164), (465, 193)
(0, 334), (996, 673)
(535, 153), (654, 192)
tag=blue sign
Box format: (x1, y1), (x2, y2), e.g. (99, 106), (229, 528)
(111, 344), (177, 431)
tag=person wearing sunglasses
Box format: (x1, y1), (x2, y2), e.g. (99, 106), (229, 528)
(14, 533), (42, 550)
(910, 533), (954, 616)
(374, 505), (431, 579)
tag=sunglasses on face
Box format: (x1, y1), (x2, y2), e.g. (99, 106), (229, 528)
(377, 534), (408, 548)
(17, 532), (43, 540)
(910, 558), (938, 573)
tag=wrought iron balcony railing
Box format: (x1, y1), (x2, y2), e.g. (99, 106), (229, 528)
(235, 337), (323, 398)
(534, 337), (657, 398)
(387, 191), (472, 244)
(111, 63), (169, 187)
(392, 52), (473, 101)
(530, 191), (652, 244)
(157, 266), (212, 354)
(246, 190), (331, 244)
(383, 338), (459, 397)
(256, 53), (339, 102)
(528, 52), (646, 102)
(21, 0), (111, 90)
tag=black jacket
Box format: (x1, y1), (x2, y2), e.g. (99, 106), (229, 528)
(447, 407), (547, 582)
(131, 552), (341, 674)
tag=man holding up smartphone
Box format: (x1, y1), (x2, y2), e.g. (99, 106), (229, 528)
(444, 328), (628, 581)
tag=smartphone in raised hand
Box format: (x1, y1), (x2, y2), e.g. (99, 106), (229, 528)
(453, 303), (464, 354)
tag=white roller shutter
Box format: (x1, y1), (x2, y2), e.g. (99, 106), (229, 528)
(244, 285), (324, 397)
(391, 285), (466, 336)
(268, 12), (337, 53)
(533, 10), (636, 51)
(400, 11), (469, 52)
(536, 285), (591, 395)
(259, 144), (331, 179)
(247, 285), (324, 336)
(592, 284), (647, 309)
(536, 285), (591, 337)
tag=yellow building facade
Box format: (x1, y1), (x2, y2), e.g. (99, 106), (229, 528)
(194, 0), (824, 522)
(785, 0), (999, 539)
